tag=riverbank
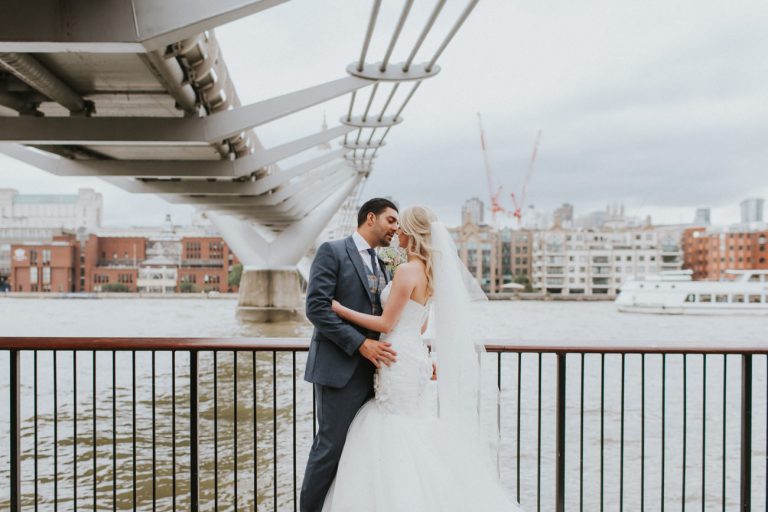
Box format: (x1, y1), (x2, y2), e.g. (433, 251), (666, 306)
(0, 291), (239, 299)
(488, 292), (615, 301)
(2, 291), (617, 302)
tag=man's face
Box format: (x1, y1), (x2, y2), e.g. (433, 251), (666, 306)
(370, 207), (399, 247)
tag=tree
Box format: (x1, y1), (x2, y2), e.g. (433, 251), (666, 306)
(101, 283), (130, 293)
(513, 275), (534, 293)
(228, 263), (243, 287)
(179, 282), (196, 293)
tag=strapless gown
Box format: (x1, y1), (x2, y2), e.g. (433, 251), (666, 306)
(322, 283), (522, 511)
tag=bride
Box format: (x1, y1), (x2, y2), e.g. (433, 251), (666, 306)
(322, 205), (521, 511)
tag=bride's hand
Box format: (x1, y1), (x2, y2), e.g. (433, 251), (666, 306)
(331, 299), (341, 313)
(431, 361), (437, 381)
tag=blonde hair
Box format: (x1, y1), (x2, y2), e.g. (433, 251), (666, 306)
(400, 205), (438, 297)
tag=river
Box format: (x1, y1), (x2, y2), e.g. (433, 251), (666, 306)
(0, 298), (765, 511)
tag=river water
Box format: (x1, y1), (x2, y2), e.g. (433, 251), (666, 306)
(0, 298), (765, 511)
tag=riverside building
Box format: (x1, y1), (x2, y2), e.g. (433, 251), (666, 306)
(9, 215), (241, 294)
(450, 216), (533, 294)
(8, 234), (81, 292)
(532, 227), (684, 296)
(450, 220), (501, 293)
(461, 197), (485, 225)
(740, 198), (765, 224)
(0, 188), (102, 287)
(683, 225), (768, 281)
(500, 227), (533, 283)
(0, 187), (102, 230)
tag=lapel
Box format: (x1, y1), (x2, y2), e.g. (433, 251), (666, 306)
(345, 236), (374, 305)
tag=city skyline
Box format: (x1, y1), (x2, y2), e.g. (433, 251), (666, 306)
(1, 184), (764, 231)
(1, 0), (766, 227)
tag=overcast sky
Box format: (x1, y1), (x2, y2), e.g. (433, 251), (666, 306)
(1, 0), (766, 227)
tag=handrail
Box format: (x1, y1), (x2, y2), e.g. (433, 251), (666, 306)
(0, 337), (310, 351)
(0, 336), (766, 354)
(0, 337), (763, 511)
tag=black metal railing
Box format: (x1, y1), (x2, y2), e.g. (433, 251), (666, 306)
(0, 338), (765, 511)
(481, 345), (766, 512)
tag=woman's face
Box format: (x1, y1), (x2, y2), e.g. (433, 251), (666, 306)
(397, 228), (409, 249)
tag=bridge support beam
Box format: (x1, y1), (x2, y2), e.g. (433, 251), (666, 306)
(208, 174), (360, 322)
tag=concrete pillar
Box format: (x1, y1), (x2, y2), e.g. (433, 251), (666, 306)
(236, 267), (304, 322)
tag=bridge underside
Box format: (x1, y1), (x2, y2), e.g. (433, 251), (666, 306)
(0, 0), (478, 318)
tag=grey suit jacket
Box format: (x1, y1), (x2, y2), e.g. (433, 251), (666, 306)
(304, 236), (390, 388)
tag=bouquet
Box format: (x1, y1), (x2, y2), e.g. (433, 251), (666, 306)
(377, 239), (408, 276)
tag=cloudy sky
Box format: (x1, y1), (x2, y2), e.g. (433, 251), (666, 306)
(1, 0), (766, 227)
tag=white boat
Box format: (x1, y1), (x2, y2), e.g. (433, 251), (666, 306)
(615, 269), (768, 315)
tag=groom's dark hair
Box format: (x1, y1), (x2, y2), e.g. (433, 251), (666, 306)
(357, 198), (398, 227)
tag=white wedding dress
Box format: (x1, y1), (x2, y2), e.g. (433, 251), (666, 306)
(322, 283), (521, 511)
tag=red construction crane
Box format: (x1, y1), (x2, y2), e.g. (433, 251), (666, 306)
(476, 113), (507, 224)
(510, 129), (542, 226)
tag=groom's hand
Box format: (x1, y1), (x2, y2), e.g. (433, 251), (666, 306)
(359, 338), (397, 368)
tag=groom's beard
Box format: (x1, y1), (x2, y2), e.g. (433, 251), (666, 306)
(378, 231), (396, 247)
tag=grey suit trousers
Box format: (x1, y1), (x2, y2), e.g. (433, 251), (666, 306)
(299, 359), (374, 512)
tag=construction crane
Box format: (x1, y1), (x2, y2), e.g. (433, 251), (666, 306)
(510, 129), (542, 226)
(476, 113), (507, 224)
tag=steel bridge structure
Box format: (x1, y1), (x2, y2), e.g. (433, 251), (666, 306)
(0, 0), (479, 317)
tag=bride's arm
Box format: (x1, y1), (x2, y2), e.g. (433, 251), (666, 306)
(332, 264), (417, 334)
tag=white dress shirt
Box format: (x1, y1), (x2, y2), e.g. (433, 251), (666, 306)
(352, 231), (379, 273)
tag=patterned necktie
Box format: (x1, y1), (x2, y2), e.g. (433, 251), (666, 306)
(365, 248), (379, 277)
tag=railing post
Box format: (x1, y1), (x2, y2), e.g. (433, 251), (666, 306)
(556, 352), (566, 512)
(741, 354), (752, 512)
(190, 350), (200, 512)
(10, 349), (21, 512)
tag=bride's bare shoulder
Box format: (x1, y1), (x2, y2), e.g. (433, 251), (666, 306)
(393, 261), (422, 280)
(394, 260), (428, 282)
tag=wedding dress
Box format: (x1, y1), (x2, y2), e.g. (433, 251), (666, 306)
(321, 282), (521, 511)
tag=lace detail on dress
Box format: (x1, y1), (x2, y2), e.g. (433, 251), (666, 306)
(373, 283), (434, 415)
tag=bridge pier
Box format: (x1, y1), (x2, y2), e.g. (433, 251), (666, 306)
(236, 267), (304, 322)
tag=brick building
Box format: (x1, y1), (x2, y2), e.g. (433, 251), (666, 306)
(449, 215), (534, 294)
(500, 228), (533, 282)
(450, 220), (502, 293)
(683, 227), (768, 280)
(1, 188), (102, 286)
(177, 237), (237, 293)
(10, 233), (240, 293)
(83, 235), (147, 292)
(10, 234), (80, 292)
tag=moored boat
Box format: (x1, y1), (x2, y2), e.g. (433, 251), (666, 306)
(615, 269), (768, 315)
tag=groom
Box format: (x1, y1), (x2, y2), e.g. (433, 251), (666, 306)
(300, 197), (400, 511)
